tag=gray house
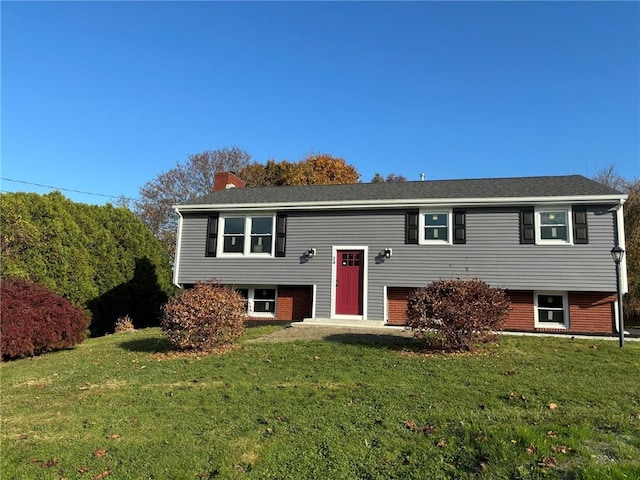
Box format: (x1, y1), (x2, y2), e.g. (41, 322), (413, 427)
(173, 172), (628, 334)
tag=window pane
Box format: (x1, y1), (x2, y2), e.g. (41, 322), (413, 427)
(425, 227), (448, 241)
(425, 213), (447, 226)
(541, 226), (567, 240)
(254, 300), (275, 313)
(538, 309), (565, 324)
(254, 289), (275, 300)
(538, 295), (564, 309)
(250, 236), (272, 253)
(251, 217), (273, 235)
(223, 236), (244, 253)
(540, 211), (566, 225)
(224, 218), (245, 234)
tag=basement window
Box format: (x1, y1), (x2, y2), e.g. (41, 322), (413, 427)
(534, 292), (569, 329)
(236, 287), (277, 317)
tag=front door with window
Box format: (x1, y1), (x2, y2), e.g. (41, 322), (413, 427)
(336, 250), (364, 315)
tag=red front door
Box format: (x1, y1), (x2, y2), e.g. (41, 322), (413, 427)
(336, 250), (364, 315)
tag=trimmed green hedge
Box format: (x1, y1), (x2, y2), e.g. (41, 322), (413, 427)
(0, 191), (174, 335)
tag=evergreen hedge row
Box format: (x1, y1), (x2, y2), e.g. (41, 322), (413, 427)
(0, 191), (175, 335)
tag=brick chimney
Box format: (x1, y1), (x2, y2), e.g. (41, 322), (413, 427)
(213, 172), (246, 192)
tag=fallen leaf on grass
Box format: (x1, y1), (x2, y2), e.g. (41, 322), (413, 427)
(264, 358), (272, 363)
(537, 456), (557, 468)
(78, 467), (89, 473)
(402, 420), (437, 435)
(16, 434), (28, 440)
(313, 356), (321, 361)
(546, 430), (558, 437)
(552, 445), (573, 454)
(505, 370), (517, 376)
(92, 471), (112, 480)
(402, 420), (417, 430)
(42, 459), (58, 468)
(276, 416), (289, 423)
(105, 434), (120, 439)
(93, 449), (107, 458)
(346, 398), (356, 406)
(437, 438), (447, 448)
(507, 392), (527, 402)
(30, 459), (43, 464)
(548, 403), (558, 410)
(526, 444), (537, 455)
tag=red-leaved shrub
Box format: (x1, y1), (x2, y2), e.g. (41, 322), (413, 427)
(1, 278), (90, 360)
(407, 279), (510, 351)
(161, 282), (246, 351)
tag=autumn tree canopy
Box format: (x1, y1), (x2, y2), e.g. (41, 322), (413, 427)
(593, 165), (639, 320)
(135, 149), (360, 256)
(134, 147), (252, 256)
(240, 154), (360, 187)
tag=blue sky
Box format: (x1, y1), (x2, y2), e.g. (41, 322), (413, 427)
(2, 1), (638, 205)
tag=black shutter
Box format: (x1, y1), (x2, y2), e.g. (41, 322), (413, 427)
(573, 208), (589, 244)
(453, 209), (466, 244)
(405, 210), (419, 244)
(275, 213), (287, 257)
(205, 214), (219, 257)
(519, 208), (535, 244)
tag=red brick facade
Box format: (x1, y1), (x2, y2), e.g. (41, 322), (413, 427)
(504, 291), (535, 331)
(386, 287), (615, 334)
(274, 286), (313, 321)
(387, 287), (416, 326)
(568, 292), (616, 334)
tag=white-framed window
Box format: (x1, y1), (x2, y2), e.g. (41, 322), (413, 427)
(219, 215), (275, 256)
(236, 287), (277, 317)
(534, 291), (569, 329)
(535, 207), (572, 244)
(419, 210), (452, 245)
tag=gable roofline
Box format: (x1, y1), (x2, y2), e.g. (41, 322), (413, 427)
(174, 174), (627, 213)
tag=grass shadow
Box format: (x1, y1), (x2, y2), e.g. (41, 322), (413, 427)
(118, 336), (171, 353)
(323, 332), (423, 351)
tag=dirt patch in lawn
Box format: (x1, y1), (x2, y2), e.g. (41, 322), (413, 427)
(247, 325), (416, 345)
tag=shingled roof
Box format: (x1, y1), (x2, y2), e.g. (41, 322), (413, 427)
(177, 174), (624, 209)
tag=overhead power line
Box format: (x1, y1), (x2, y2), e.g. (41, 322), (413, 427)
(0, 177), (137, 201)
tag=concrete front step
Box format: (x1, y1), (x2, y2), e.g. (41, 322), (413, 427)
(294, 318), (404, 330)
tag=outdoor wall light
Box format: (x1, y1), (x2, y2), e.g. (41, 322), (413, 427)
(307, 248), (316, 258)
(383, 248), (393, 259)
(611, 245), (625, 264)
(611, 244), (625, 347)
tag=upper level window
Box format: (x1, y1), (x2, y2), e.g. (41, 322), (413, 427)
(419, 210), (451, 245)
(223, 217), (245, 253)
(535, 208), (571, 244)
(250, 217), (273, 253)
(220, 215), (274, 256)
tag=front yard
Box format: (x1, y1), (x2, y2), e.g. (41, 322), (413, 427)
(1, 326), (639, 479)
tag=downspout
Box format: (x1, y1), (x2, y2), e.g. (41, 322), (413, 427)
(614, 199), (628, 294)
(172, 207), (184, 288)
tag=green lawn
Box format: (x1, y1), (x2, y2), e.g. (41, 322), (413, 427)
(2, 327), (639, 480)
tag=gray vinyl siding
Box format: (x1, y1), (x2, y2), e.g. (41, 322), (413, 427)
(176, 207), (618, 320)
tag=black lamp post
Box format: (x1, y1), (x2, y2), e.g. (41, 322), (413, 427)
(610, 245), (625, 347)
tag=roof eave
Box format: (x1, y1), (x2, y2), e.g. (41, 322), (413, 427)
(174, 193), (627, 213)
